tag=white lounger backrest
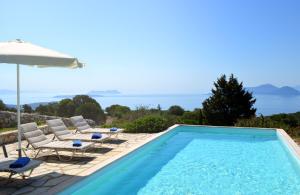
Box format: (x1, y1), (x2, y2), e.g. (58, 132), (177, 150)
(46, 119), (71, 140)
(20, 122), (51, 149)
(70, 115), (91, 132)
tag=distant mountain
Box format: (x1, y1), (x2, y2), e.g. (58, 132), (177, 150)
(247, 84), (300, 96)
(294, 85), (300, 91)
(88, 90), (121, 95)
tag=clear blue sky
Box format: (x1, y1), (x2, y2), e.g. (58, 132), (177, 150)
(1, 0), (299, 94)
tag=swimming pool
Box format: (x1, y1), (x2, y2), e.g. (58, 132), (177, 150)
(60, 125), (300, 195)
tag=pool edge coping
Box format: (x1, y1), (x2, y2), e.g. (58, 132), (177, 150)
(48, 124), (300, 194)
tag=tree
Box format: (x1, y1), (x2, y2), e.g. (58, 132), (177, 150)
(22, 104), (33, 113)
(105, 104), (130, 118)
(202, 74), (256, 126)
(57, 99), (75, 117)
(75, 102), (105, 124)
(35, 103), (58, 115)
(168, 105), (185, 116)
(73, 95), (105, 124)
(0, 100), (6, 111)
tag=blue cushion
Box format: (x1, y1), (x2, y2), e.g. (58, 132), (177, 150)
(9, 157), (30, 168)
(92, 133), (102, 139)
(73, 140), (82, 147)
(110, 127), (118, 132)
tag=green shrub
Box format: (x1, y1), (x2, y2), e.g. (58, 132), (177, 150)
(126, 115), (169, 133)
(181, 109), (203, 125)
(168, 105), (185, 116)
(105, 104), (130, 118)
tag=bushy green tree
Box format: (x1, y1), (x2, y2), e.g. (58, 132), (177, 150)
(75, 102), (105, 124)
(22, 104), (33, 113)
(105, 104), (130, 118)
(168, 105), (185, 116)
(35, 103), (58, 116)
(202, 74), (256, 126)
(0, 100), (6, 111)
(57, 99), (75, 117)
(73, 95), (105, 124)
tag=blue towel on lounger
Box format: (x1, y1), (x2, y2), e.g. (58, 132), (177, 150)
(9, 157), (30, 168)
(110, 127), (118, 132)
(73, 140), (82, 147)
(92, 133), (102, 139)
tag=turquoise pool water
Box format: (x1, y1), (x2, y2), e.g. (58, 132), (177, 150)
(60, 126), (300, 195)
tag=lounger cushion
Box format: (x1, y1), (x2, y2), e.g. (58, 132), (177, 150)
(82, 128), (124, 134)
(46, 119), (71, 140)
(0, 158), (42, 174)
(70, 116), (91, 131)
(40, 140), (94, 150)
(20, 123), (51, 149)
(62, 133), (109, 142)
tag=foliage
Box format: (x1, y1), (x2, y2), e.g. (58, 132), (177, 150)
(0, 99), (17, 112)
(180, 109), (203, 125)
(22, 104), (33, 113)
(34, 95), (106, 124)
(57, 99), (75, 117)
(72, 95), (105, 124)
(235, 114), (300, 137)
(105, 104), (130, 118)
(75, 102), (105, 124)
(168, 105), (185, 116)
(35, 103), (58, 116)
(126, 115), (169, 133)
(202, 74), (256, 126)
(0, 100), (6, 110)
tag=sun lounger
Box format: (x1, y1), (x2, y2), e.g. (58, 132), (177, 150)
(70, 116), (124, 138)
(20, 122), (94, 161)
(46, 119), (109, 143)
(0, 157), (42, 179)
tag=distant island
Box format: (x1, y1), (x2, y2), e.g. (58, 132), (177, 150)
(53, 94), (103, 98)
(53, 90), (121, 99)
(247, 84), (300, 96)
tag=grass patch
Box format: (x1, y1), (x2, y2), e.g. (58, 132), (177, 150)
(0, 127), (17, 133)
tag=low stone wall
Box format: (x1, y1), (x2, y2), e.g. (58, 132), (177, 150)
(0, 111), (96, 145)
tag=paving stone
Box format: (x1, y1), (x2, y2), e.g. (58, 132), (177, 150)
(44, 176), (70, 187)
(29, 187), (50, 195)
(0, 187), (16, 195)
(30, 176), (49, 187)
(0, 133), (155, 194)
(12, 186), (34, 195)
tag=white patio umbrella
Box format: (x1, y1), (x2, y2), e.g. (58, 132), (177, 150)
(0, 39), (84, 157)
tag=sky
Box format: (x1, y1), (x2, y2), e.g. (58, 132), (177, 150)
(0, 0), (300, 94)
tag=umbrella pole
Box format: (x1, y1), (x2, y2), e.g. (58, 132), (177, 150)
(17, 64), (22, 157)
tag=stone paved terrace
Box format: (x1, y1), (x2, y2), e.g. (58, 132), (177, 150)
(0, 132), (158, 195)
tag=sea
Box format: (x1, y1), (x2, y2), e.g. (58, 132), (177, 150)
(1, 92), (300, 116)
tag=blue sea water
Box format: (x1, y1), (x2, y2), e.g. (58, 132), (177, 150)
(60, 126), (300, 195)
(1, 93), (300, 115)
